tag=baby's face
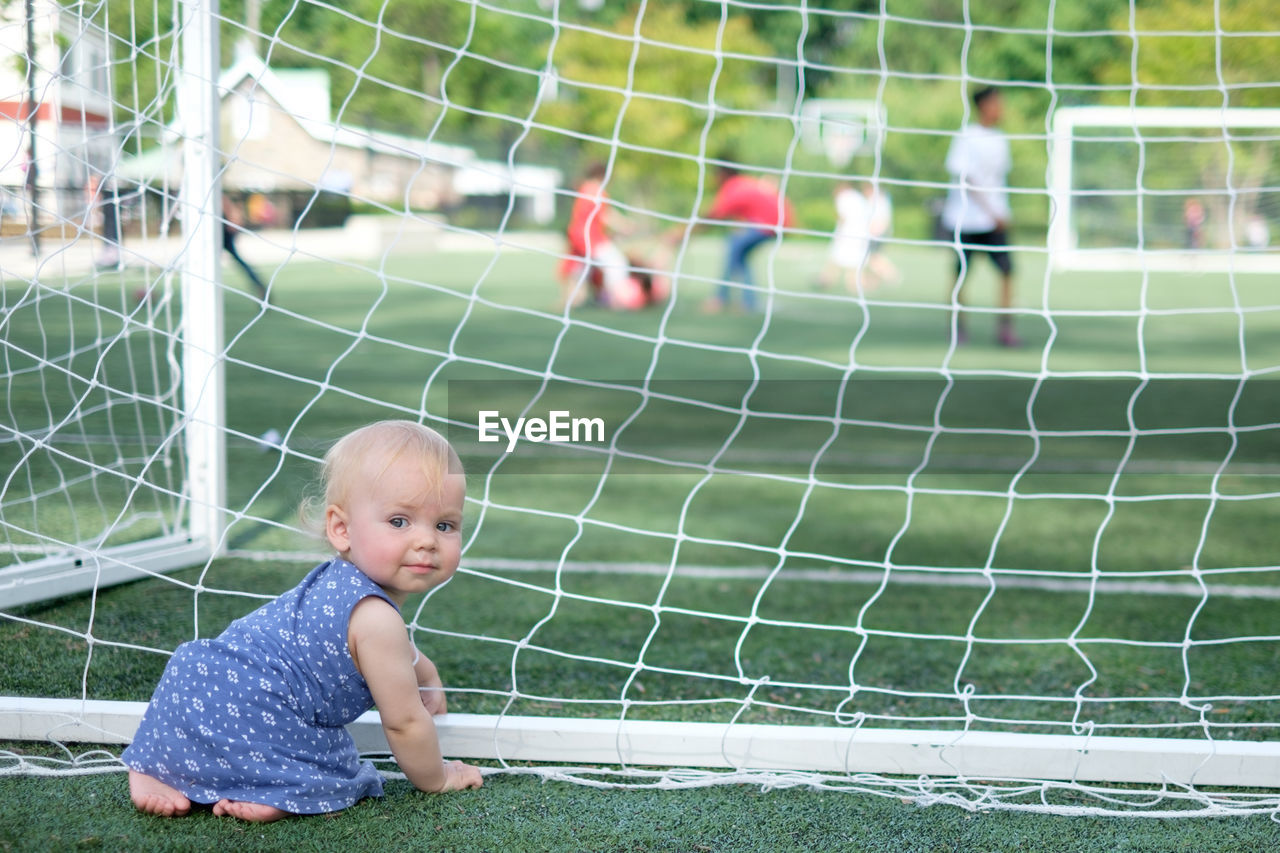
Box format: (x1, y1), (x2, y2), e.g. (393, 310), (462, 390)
(329, 461), (465, 604)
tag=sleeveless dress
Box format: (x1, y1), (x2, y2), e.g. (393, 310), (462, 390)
(122, 558), (396, 814)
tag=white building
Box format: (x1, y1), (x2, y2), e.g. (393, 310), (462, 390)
(118, 45), (561, 229)
(1, 4), (558, 235)
(0, 1), (117, 227)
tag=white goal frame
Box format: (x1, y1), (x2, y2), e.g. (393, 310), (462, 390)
(4, 3), (1280, 812)
(1048, 106), (1280, 273)
(9, 697), (1280, 791)
(798, 99), (888, 168)
(0, 0), (225, 612)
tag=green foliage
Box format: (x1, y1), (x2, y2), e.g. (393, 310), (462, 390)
(96, 0), (178, 151)
(1098, 0), (1279, 108)
(244, 0), (549, 153)
(683, 1), (870, 98)
(536, 5), (773, 218)
(76, 0), (1279, 236)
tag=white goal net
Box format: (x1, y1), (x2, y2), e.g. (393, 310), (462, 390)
(3, 0), (1280, 818)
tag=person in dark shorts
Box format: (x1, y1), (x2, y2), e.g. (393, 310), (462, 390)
(940, 86), (1018, 347)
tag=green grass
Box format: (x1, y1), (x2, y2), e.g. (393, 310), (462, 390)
(6, 556), (1280, 733)
(7, 770), (1280, 853)
(8, 769), (1280, 852)
(3, 234), (1280, 841)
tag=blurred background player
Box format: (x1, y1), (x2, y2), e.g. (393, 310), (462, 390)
(1183, 197), (1206, 249)
(940, 86), (1017, 347)
(818, 181), (872, 294)
(222, 195), (269, 302)
(559, 162), (670, 311)
(670, 164), (793, 313)
(559, 162), (632, 309)
(819, 179), (898, 295)
(87, 174), (123, 270)
(861, 179), (899, 286)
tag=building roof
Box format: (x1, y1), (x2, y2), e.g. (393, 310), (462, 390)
(118, 48), (560, 203)
(219, 49), (475, 168)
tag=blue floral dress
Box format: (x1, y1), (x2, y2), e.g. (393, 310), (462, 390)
(122, 558), (396, 813)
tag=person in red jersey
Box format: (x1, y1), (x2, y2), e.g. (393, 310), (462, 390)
(670, 164), (793, 313)
(559, 162), (632, 309)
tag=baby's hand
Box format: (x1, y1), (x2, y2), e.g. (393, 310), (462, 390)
(443, 760), (484, 791)
(419, 686), (447, 717)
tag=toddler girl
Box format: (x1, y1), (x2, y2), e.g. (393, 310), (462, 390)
(123, 420), (483, 822)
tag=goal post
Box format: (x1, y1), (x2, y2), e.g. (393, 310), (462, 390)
(1049, 106), (1280, 272)
(0, 0), (226, 612)
(177, 0), (229, 564)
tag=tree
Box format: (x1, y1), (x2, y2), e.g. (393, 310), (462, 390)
(536, 4), (774, 220)
(683, 1), (867, 100)
(259, 0), (549, 153)
(1099, 0), (1277, 110)
(101, 0), (178, 148)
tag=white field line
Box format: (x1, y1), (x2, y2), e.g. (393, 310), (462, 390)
(225, 551), (1280, 600)
(13, 433), (1280, 478)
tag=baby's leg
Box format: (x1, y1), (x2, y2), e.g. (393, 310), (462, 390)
(212, 799), (291, 823)
(128, 770), (192, 817)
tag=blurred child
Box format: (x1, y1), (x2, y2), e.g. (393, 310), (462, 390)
(818, 181), (873, 294)
(1183, 198), (1206, 249)
(123, 420), (483, 822)
(560, 162), (632, 309)
(861, 180), (899, 287)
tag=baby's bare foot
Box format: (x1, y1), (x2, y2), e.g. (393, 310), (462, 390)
(212, 799), (291, 823)
(128, 770), (191, 817)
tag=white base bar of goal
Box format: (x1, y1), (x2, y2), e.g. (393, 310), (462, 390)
(0, 536), (213, 611)
(4, 697), (1280, 787)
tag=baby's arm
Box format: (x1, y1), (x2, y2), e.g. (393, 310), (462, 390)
(349, 597), (482, 793)
(414, 651), (448, 717)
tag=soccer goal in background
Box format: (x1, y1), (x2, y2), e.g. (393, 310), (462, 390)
(1048, 106), (1280, 273)
(3, 0), (1280, 818)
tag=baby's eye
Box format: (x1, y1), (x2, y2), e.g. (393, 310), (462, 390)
(389, 517), (408, 529)
(437, 521), (457, 533)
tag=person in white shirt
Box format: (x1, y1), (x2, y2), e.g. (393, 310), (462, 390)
(818, 180), (900, 294)
(940, 86), (1018, 347)
(861, 180), (899, 287)
(819, 182), (873, 293)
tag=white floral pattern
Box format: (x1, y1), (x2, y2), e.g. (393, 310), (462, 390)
(121, 559), (396, 814)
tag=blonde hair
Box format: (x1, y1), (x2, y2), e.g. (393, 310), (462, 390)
(301, 420), (463, 532)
